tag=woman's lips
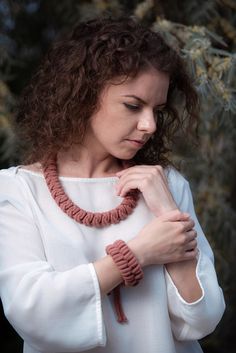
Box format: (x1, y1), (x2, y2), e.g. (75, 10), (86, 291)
(126, 139), (145, 147)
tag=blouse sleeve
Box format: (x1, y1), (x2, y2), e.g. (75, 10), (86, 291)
(164, 170), (225, 341)
(0, 170), (106, 352)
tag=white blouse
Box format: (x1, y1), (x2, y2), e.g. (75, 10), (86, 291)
(0, 166), (225, 353)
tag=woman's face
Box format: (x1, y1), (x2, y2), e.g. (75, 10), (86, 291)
(84, 67), (170, 160)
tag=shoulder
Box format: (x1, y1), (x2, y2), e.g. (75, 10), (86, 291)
(0, 166), (39, 218)
(0, 163), (43, 183)
(20, 162), (43, 174)
(165, 166), (189, 189)
(0, 166), (20, 184)
(0, 165), (37, 203)
(0, 166), (24, 196)
(0, 167), (25, 213)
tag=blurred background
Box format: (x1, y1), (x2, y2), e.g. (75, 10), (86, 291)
(0, 0), (236, 352)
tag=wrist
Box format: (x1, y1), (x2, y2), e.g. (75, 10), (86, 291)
(106, 240), (144, 286)
(127, 237), (147, 268)
(153, 206), (179, 218)
(93, 255), (123, 296)
(166, 258), (198, 273)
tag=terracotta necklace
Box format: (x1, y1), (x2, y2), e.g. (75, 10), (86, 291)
(43, 156), (139, 228)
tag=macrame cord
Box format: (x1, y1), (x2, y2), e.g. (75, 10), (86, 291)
(43, 157), (139, 227)
(43, 156), (143, 323)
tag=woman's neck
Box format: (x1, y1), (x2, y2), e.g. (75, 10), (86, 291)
(56, 148), (123, 178)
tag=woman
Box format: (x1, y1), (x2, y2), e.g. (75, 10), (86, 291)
(0, 17), (225, 353)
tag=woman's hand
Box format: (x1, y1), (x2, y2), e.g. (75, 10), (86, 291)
(128, 209), (198, 267)
(115, 165), (177, 217)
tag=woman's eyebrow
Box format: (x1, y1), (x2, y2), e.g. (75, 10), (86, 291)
(121, 94), (166, 107)
(121, 95), (146, 104)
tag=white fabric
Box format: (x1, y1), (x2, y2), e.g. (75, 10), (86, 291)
(0, 166), (225, 353)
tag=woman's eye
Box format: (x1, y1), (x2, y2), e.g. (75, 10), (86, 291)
(124, 103), (140, 111)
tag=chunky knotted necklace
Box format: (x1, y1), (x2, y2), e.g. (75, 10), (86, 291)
(43, 156), (139, 227)
(43, 156), (142, 324)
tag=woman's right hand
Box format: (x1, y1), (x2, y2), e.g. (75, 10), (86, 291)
(128, 209), (198, 267)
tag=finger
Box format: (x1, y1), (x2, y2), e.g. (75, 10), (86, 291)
(117, 170), (161, 180)
(115, 173), (147, 195)
(116, 172), (153, 194)
(116, 171), (148, 185)
(116, 166), (170, 196)
(183, 248), (199, 260)
(185, 239), (197, 251)
(117, 179), (141, 197)
(186, 229), (197, 241)
(116, 168), (169, 190)
(182, 219), (195, 231)
(116, 165), (166, 178)
(116, 166), (146, 176)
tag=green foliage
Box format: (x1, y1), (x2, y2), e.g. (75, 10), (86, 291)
(0, 0), (236, 352)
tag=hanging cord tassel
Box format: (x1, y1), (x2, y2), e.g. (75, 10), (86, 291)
(106, 240), (144, 324)
(113, 285), (128, 323)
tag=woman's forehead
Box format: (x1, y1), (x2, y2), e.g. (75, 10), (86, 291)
(100, 69), (170, 101)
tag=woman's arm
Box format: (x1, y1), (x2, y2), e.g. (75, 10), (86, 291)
(115, 166), (225, 339)
(0, 172), (106, 352)
(93, 255), (123, 295)
(94, 209), (198, 296)
(163, 174), (225, 340)
(165, 258), (202, 302)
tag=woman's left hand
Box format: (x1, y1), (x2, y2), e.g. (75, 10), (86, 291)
(115, 165), (178, 217)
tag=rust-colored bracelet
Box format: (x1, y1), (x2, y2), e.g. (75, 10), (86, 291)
(105, 240), (144, 323)
(105, 240), (144, 286)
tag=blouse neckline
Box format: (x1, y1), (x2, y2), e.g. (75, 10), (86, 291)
(16, 166), (119, 183)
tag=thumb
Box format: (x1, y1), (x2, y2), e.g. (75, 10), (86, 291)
(158, 209), (190, 222)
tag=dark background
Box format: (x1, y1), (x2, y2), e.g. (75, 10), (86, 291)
(0, 1), (236, 352)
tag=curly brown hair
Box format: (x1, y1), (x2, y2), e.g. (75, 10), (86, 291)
(16, 16), (199, 166)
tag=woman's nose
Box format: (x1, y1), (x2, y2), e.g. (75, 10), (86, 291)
(137, 112), (156, 134)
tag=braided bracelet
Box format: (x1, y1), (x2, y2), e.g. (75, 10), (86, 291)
(105, 240), (144, 287)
